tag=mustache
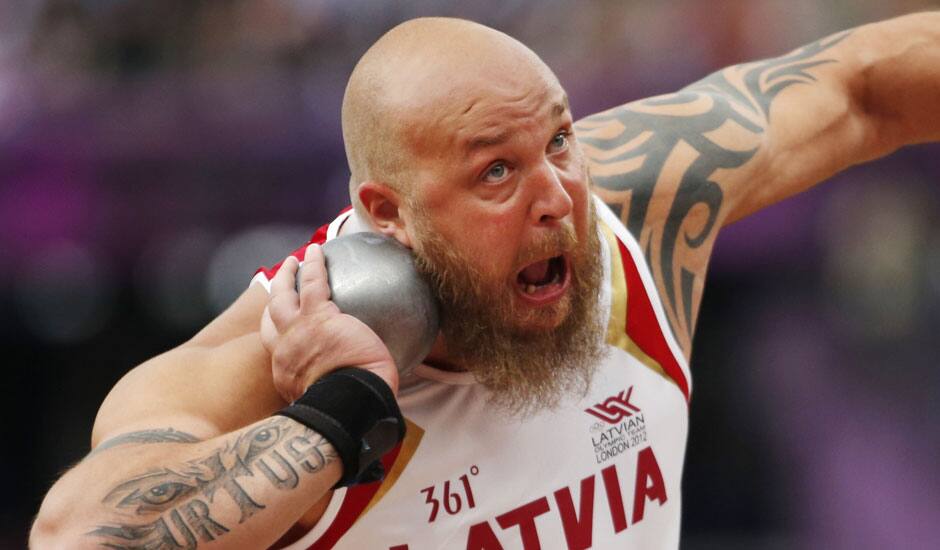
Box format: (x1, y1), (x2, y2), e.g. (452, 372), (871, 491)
(513, 223), (579, 270)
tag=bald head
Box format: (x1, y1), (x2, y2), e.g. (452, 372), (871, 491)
(342, 17), (562, 210)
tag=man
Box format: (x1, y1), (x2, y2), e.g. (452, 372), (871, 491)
(32, 14), (940, 549)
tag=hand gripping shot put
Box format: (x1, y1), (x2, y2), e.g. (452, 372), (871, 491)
(280, 233), (440, 486)
(297, 232), (440, 378)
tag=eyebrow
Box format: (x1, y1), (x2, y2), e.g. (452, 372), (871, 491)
(465, 96), (570, 152)
(468, 131), (512, 151)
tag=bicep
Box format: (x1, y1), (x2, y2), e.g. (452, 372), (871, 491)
(721, 29), (888, 223)
(582, 27), (897, 227)
(702, 19), (940, 223)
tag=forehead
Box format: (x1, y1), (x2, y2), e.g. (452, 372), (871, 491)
(457, 89), (570, 156)
(404, 67), (570, 159)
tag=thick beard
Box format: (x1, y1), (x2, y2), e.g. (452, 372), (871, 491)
(411, 205), (607, 415)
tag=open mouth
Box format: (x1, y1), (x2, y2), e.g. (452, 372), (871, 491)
(514, 254), (570, 303)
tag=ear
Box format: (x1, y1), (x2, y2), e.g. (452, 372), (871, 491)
(358, 181), (413, 248)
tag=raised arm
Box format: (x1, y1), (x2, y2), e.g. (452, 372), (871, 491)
(575, 12), (940, 356)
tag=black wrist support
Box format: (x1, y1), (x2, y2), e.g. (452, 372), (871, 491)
(276, 367), (405, 487)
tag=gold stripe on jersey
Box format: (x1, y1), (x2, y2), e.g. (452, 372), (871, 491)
(600, 222), (670, 382)
(361, 418), (425, 518)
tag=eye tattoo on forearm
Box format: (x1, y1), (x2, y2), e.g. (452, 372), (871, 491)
(88, 417), (336, 549)
(576, 32), (850, 351)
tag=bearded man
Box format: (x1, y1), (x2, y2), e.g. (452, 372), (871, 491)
(32, 14), (940, 550)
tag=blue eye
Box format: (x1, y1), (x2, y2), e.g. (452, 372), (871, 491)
(483, 162), (509, 183)
(550, 131), (569, 152)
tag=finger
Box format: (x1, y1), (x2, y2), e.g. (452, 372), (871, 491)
(268, 256), (300, 329)
(299, 244), (332, 313)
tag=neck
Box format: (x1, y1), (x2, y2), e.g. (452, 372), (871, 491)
(422, 334), (465, 372)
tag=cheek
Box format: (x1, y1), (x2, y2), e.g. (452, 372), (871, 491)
(471, 222), (520, 277)
(561, 166), (592, 224)
(446, 212), (522, 280)
(418, 184), (534, 281)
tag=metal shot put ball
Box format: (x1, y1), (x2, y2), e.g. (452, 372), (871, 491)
(296, 232), (440, 377)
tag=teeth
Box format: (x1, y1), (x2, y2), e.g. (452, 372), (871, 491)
(525, 284), (536, 294)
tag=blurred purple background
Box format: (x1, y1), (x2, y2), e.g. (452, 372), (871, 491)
(3, 1), (939, 548)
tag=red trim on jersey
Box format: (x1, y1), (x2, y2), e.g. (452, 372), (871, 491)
(308, 444), (404, 550)
(616, 239), (690, 402)
(254, 207), (353, 280)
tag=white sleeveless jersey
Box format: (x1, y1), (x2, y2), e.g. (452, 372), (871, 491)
(252, 196), (691, 550)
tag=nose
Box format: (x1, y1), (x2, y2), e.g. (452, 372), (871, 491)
(529, 160), (574, 225)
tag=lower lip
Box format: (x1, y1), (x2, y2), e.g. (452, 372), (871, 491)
(513, 259), (572, 306)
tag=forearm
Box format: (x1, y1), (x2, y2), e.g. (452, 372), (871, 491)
(32, 416), (340, 549)
(851, 12), (940, 149)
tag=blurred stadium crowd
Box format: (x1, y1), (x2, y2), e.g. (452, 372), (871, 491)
(1, 1), (939, 548)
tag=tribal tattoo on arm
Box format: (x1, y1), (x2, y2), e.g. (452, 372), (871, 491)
(88, 417), (336, 549)
(576, 32), (850, 355)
